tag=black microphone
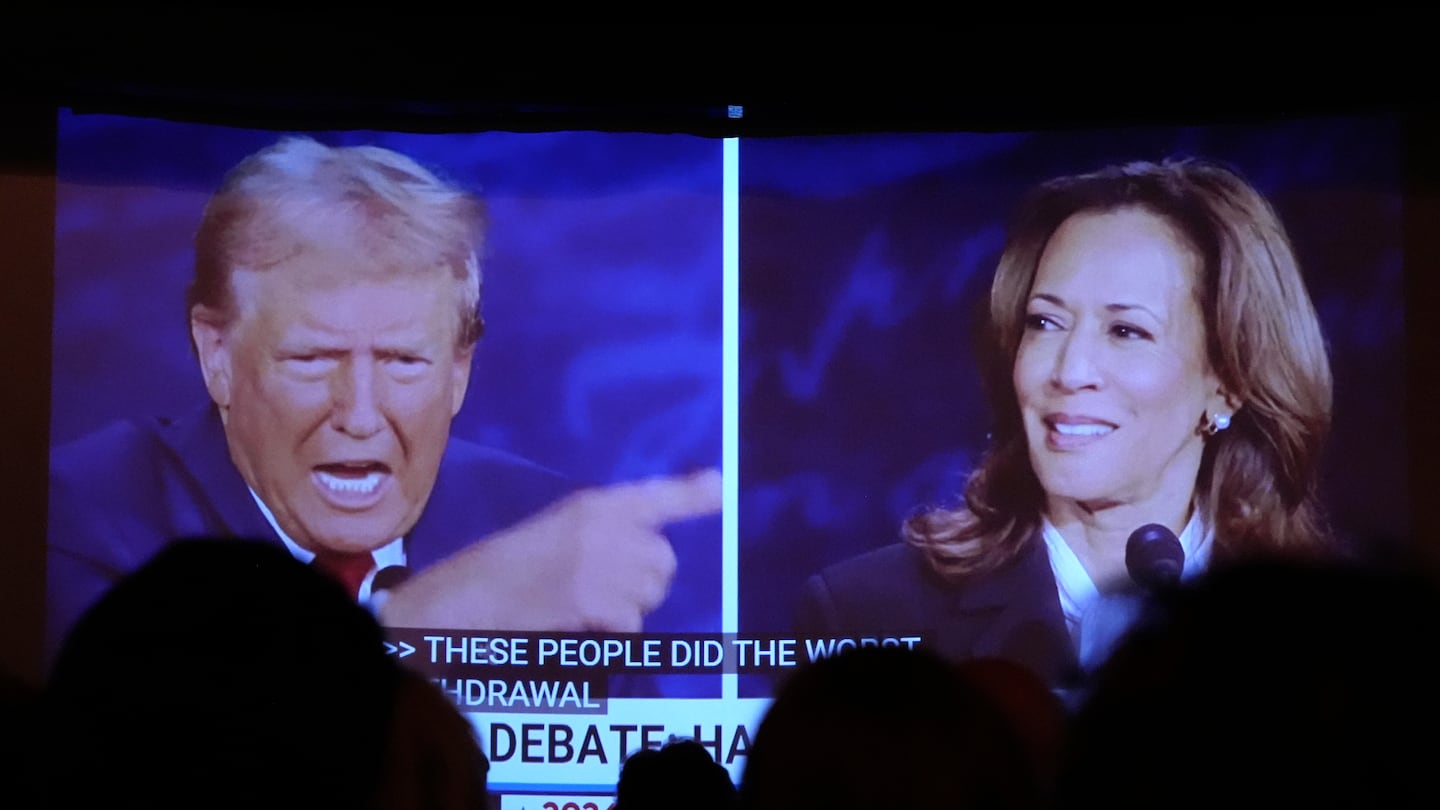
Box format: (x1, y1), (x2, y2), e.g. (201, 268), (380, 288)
(372, 565), (412, 593)
(1125, 523), (1184, 590)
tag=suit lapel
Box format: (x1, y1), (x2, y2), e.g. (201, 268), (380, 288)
(155, 405), (281, 546)
(928, 533), (1081, 687)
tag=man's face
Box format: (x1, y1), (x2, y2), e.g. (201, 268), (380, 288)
(192, 256), (473, 554)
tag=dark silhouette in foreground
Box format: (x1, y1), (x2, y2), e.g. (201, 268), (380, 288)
(739, 644), (1049, 810)
(1059, 557), (1440, 808)
(44, 538), (490, 809)
(616, 736), (737, 810)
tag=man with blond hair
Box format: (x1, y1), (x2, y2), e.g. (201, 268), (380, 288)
(47, 137), (721, 662)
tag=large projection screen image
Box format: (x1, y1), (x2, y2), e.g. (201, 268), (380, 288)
(44, 109), (1407, 801)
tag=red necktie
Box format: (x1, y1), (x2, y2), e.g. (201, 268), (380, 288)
(310, 549), (375, 601)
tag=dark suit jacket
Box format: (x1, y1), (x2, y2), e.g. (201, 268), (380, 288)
(794, 537), (1082, 692)
(46, 404), (575, 665)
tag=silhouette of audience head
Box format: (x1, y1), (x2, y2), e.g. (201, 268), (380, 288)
(1059, 557), (1440, 808)
(954, 655), (1068, 791)
(616, 735), (737, 810)
(739, 644), (1044, 810)
(374, 665), (493, 810)
(44, 537), (488, 809)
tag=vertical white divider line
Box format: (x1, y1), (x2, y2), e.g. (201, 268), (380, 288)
(722, 137), (739, 702)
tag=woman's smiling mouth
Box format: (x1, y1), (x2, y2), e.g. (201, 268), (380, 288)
(1043, 416), (1116, 450)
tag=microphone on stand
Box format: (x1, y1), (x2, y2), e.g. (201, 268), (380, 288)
(1125, 523), (1185, 591)
(1079, 524), (1185, 675)
(369, 565), (412, 614)
(372, 565), (412, 593)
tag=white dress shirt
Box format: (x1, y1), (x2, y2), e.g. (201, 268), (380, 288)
(248, 488), (406, 603)
(1043, 510), (1212, 672)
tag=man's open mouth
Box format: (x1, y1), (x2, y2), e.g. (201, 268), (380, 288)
(313, 462), (391, 496)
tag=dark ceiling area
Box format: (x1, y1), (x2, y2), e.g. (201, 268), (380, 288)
(3, 21), (1430, 135)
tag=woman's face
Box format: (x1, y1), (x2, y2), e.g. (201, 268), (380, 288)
(1012, 207), (1229, 516)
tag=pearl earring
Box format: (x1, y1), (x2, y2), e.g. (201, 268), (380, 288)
(1206, 412), (1231, 436)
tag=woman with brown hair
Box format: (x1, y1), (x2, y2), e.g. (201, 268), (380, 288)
(794, 159), (1336, 690)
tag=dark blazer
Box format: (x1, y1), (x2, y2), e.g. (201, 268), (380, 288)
(794, 536), (1082, 692)
(46, 404), (575, 665)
